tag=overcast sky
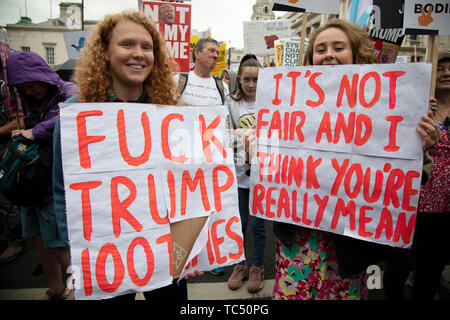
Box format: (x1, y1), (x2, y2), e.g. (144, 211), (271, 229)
(0, 0), (284, 48)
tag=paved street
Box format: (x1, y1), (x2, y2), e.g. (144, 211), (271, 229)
(1, 216), (449, 300)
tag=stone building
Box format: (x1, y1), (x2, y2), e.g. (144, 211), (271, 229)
(5, 2), (96, 66)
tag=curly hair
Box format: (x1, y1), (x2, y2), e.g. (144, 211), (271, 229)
(73, 10), (179, 105)
(303, 19), (377, 66)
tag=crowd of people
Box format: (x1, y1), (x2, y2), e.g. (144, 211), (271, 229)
(0, 9), (448, 301)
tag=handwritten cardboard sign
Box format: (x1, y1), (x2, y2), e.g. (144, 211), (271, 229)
(140, 1), (191, 72)
(60, 103), (244, 299)
(250, 63), (431, 248)
(243, 19), (291, 56)
(404, 0), (450, 35)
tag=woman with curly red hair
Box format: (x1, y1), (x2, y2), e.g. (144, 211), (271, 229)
(52, 10), (185, 301)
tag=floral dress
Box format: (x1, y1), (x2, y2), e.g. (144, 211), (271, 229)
(273, 229), (368, 300)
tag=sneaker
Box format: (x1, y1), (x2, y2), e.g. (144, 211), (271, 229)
(247, 266), (264, 293)
(228, 264), (247, 290)
(209, 267), (224, 276)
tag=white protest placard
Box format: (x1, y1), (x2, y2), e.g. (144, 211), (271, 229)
(140, 1), (191, 71)
(403, 0), (450, 35)
(270, 0), (340, 14)
(244, 19), (291, 56)
(60, 103), (244, 299)
(250, 63), (431, 248)
(283, 39), (301, 66)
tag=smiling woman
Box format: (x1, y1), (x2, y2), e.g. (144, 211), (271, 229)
(51, 10), (189, 302)
(73, 10), (179, 104)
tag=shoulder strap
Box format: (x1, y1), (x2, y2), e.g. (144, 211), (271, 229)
(227, 99), (239, 129)
(214, 76), (226, 105)
(177, 73), (188, 95)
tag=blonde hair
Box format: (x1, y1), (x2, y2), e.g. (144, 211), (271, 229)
(73, 10), (179, 104)
(303, 19), (377, 66)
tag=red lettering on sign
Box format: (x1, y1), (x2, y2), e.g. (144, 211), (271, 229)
(337, 74), (359, 108)
(147, 174), (169, 225)
(306, 156), (322, 189)
(331, 198), (356, 231)
(127, 237), (154, 287)
(225, 216), (244, 260)
(256, 109), (270, 138)
(358, 206), (373, 238)
(287, 71), (302, 106)
(181, 169), (211, 216)
(382, 71), (406, 110)
(211, 219), (227, 264)
(69, 181), (102, 242)
(161, 113), (188, 163)
(117, 109), (151, 166)
(95, 243), (125, 293)
(167, 171), (177, 219)
(306, 72), (325, 108)
(272, 73), (283, 106)
(156, 233), (173, 276)
(383, 168), (405, 208)
(81, 248), (92, 297)
(393, 212), (416, 244)
(110, 176), (143, 238)
(402, 171), (420, 211)
(199, 115), (226, 162)
(359, 72), (381, 108)
(212, 165), (234, 212)
(375, 207), (393, 241)
(76, 110), (105, 169)
(383, 115), (404, 152)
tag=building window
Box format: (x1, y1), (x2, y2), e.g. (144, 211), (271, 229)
(45, 47), (55, 65)
(21, 46), (30, 51)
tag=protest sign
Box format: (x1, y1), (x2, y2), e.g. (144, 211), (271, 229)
(250, 63), (431, 249)
(63, 30), (89, 60)
(244, 19), (291, 56)
(274, 40), (284, 66)
(403, 0), (450, 35)
(60, 103), (244, 299)
(283, 39), (301, 66)
(140, 1), (191, 72)
(270, 0), (340, 14)
(366, 0), (406, 63)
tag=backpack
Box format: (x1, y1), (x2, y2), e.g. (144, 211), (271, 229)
(0, 135), (51, 207)
(177, 73), (226, 105)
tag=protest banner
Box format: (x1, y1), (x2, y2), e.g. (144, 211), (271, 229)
(250, 63), (431, 249)
(366, 0), (406, 64)
(403, 0), (450, 35)
(270, 0), (340, 14)
(274, 40), (284, 66)
(140, 1), (191, 72)
(244, 19), (291, 56)
(403, 0), (450, 96)
(63, 30), (89, 60)
(60, 103), (244, 299)
(283, 39), (301, 66)
(211, 42), (227, 77)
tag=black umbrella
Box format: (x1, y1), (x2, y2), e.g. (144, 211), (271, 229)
(52, 59), (77, 81)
